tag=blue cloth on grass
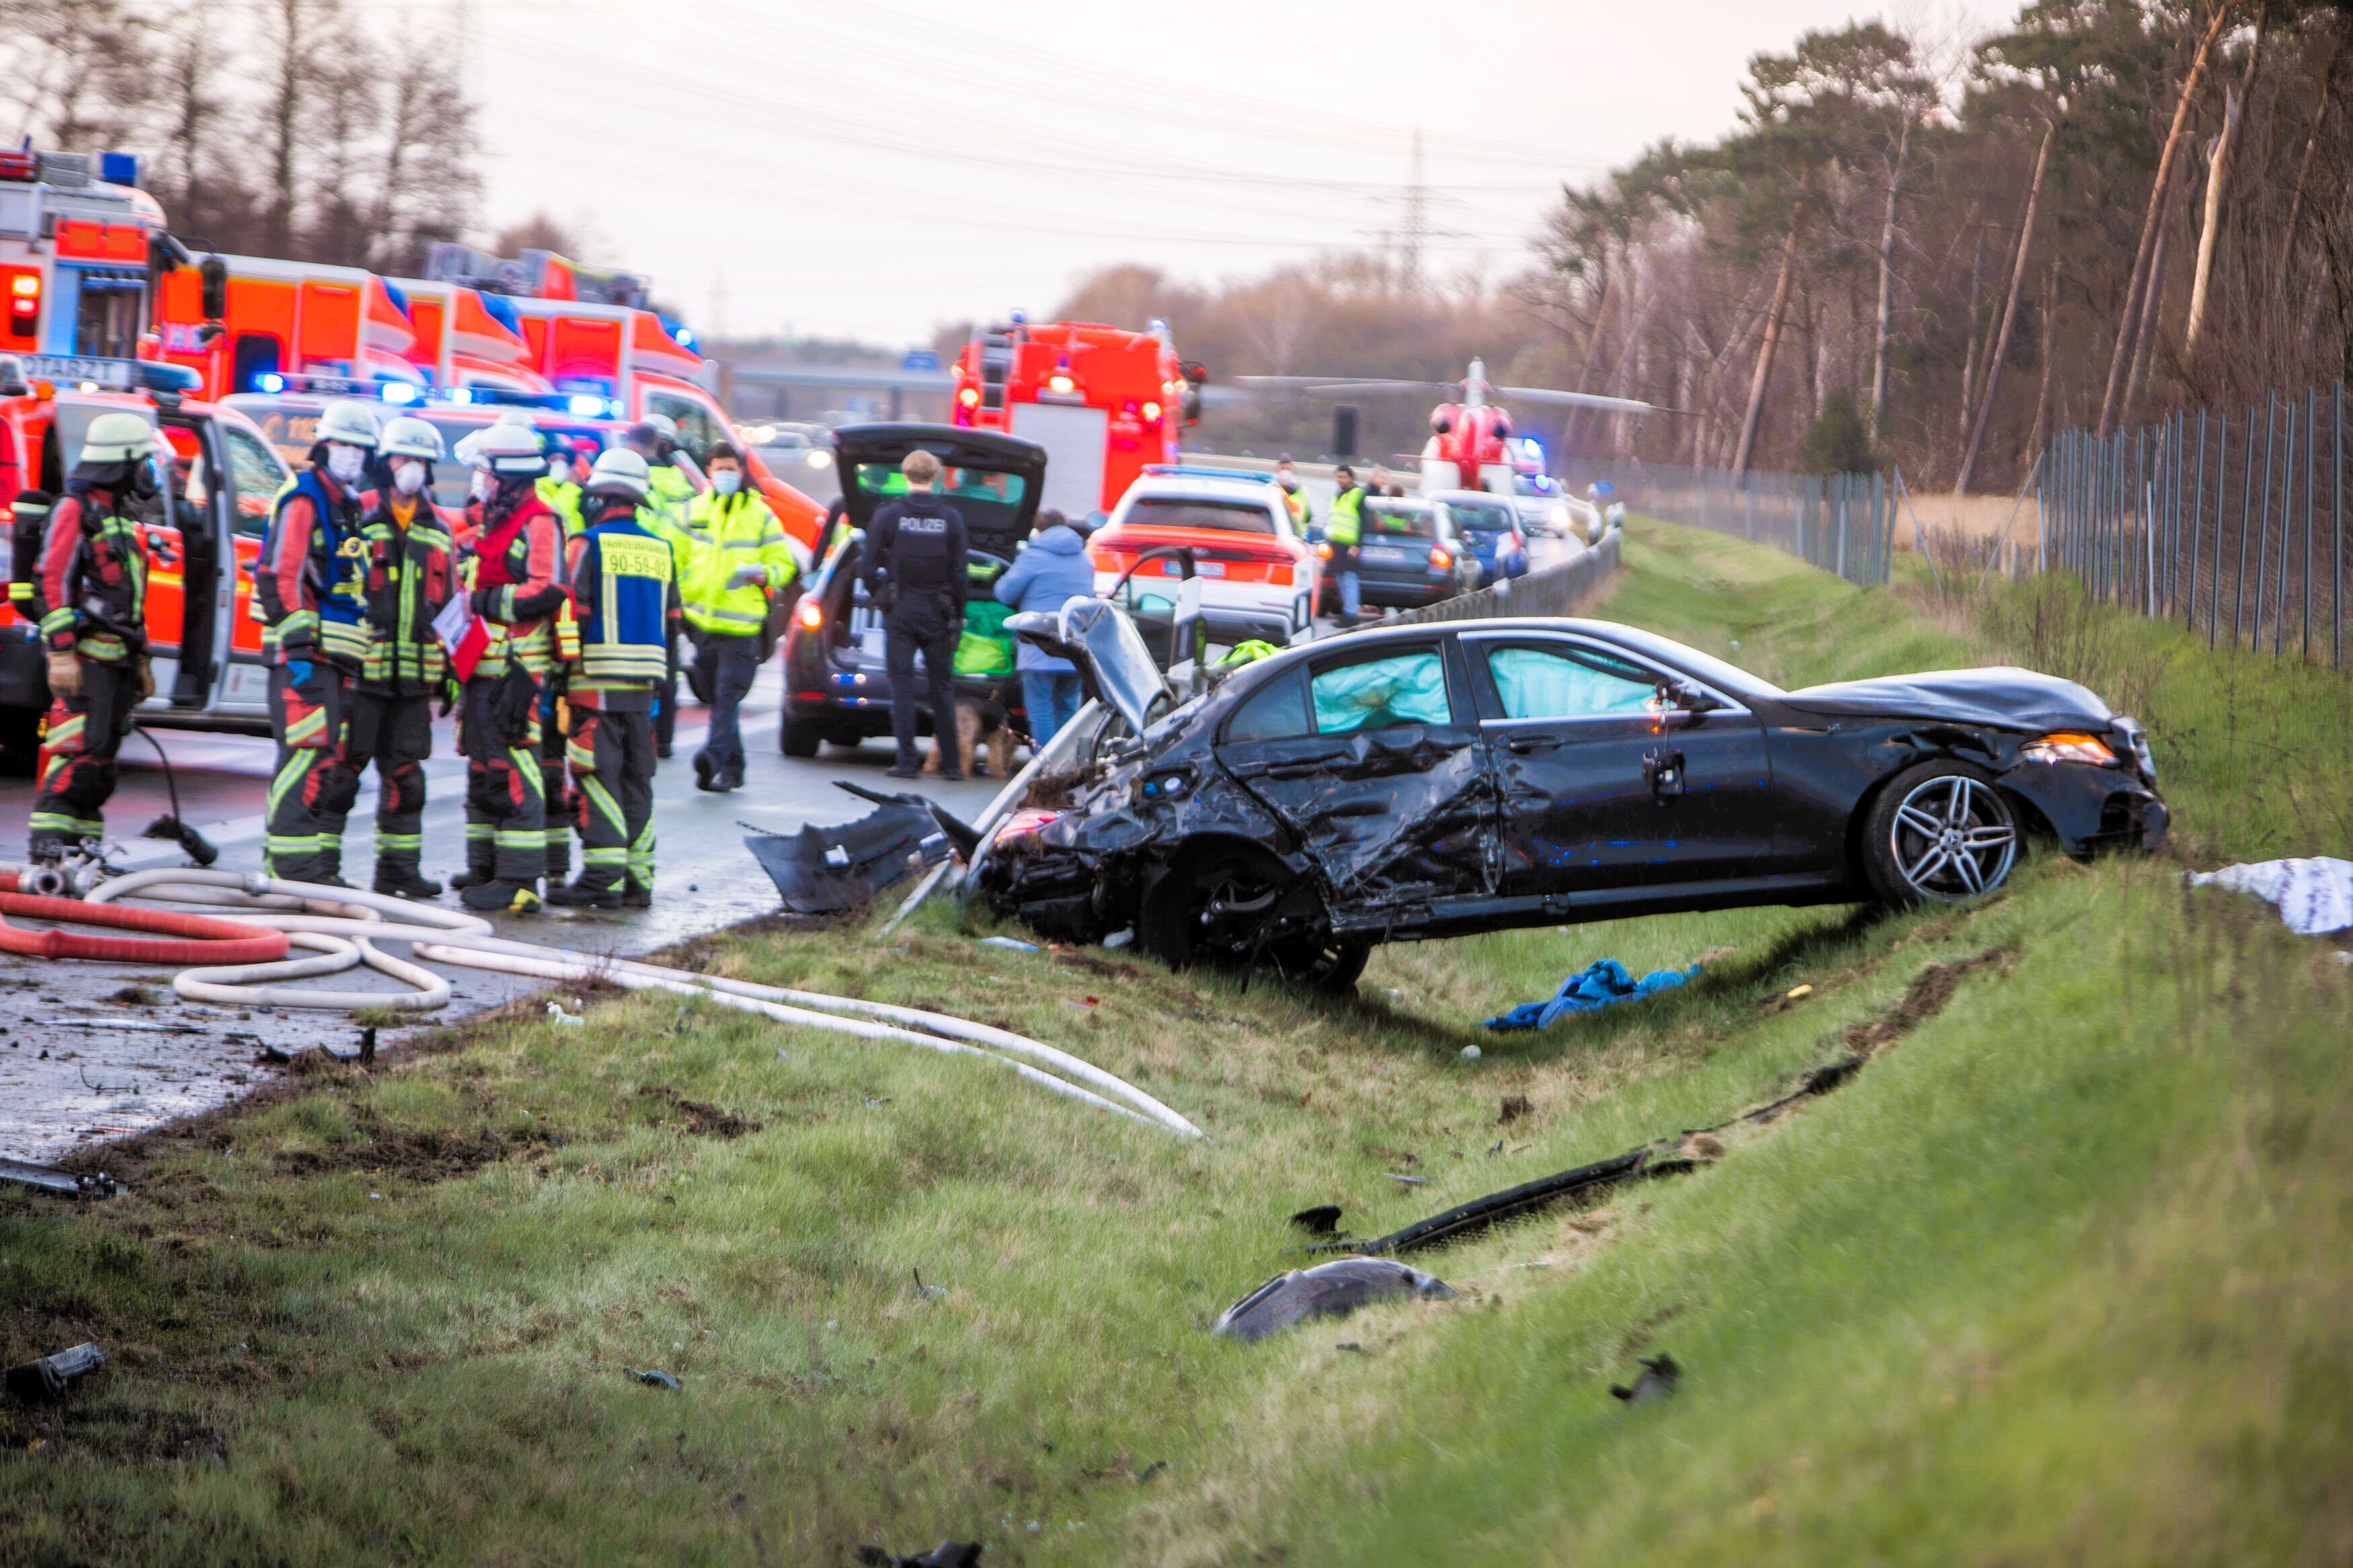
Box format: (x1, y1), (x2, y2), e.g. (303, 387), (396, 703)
(1482, 959), (1699, 1032)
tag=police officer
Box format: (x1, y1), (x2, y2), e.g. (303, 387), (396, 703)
(348, 416), (458, 899)
(448, 421), (567, 913)
(549, 448), (679, 908)
(256, 398), (378, 886)
(26, 413), (156, 864)
(862, 448), (967, 780)
(622, 416), (704, 758)
(682, 440), (797, 793)
(1325, 463), (1368, 620)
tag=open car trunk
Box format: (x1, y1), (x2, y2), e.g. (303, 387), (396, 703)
(830, 422), (1049, 560)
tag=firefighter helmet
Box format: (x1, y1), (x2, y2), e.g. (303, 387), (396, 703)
(378, 417), (445, 462)
(467, 419), (547, 476)
(315, 399), (381, 450)
(76, 412), (157, 465)
(585, 446), (651, 501)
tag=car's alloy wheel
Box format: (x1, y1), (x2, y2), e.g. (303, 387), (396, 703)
(1884, 770), (2018, 901)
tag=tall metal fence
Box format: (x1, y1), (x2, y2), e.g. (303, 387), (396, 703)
(1560, 462), (1893, 588)
(2040, 383), (2346, 666)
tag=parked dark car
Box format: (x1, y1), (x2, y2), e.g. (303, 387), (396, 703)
(1429, 491), (1531, 587)
(779, 423), (1045, 758)
(1344, 497), (1480, 609)
(969, 612), (2167, 990)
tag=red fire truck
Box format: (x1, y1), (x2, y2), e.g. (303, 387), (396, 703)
(949, 317), (1198, 516)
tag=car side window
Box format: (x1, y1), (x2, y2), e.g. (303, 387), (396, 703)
(221, 424), (291, 538)
(1310, 649), (1452, 735)
(1223, 669), (1310, 743)
(1486, 645), (1657, 721)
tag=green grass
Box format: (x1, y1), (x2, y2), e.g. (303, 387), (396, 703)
(3, 517), (2348, 1565)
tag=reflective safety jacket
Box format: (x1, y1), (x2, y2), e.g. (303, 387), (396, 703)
(463, 483), (566, 679)
(565, 506), (681, 690)
(681, 487), (796, 638)
(34, 483), (147, 663)
(537, 476), (584, 538)
(1326, 485), (1365, 547)
(353, 489), (460, 696)
(258, 468), (369, 669)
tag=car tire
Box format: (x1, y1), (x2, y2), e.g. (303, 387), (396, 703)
(1860, 759), (2020, 907)
(779, 710), (820, 759)
(1139, 847), (1368, 994)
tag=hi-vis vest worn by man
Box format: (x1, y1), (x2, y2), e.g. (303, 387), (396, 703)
(682, 486), (798, 638)
(1326, 485), (1365, 548)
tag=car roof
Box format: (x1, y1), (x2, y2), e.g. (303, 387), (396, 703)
(1122, 474), (1281, 503)
(1427, 489), (1515, 504)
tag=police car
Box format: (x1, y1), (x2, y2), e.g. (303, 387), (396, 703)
(1085, 466), (1318, 646)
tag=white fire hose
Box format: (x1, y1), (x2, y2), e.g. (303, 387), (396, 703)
(65, 867), (1200, 1139)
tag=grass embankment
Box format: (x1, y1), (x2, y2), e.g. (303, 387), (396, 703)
(3, 520), (2348, 1565)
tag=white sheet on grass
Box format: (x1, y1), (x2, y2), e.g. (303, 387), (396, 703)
(2189, 858), (2353, 936)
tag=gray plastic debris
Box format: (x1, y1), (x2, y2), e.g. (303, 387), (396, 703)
(7, 1342), (106, 1401)
(625, 1367), (682, 1391)
(1610, 1354), (1680, 1404)
(979, 935), (1039, 952)
(1212, 1256), (1458, 1343)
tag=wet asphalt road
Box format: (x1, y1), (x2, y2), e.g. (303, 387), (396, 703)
(0, 663), (997, 1165)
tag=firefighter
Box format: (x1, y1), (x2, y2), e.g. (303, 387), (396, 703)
(1325, 463), (1367, 620)
(682, 440), (795, 793)
(347, 415), (458, 899)
(448, 421), (567, 913)
(538, 437), (586, 538)
(622, 415), (703, 758)
(861, 448), (967, 780)
(26, 413), (156, 864)
(255, 398), (379, 886)
(549, 448), (678, 908)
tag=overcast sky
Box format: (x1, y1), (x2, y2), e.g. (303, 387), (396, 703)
(461, 0), (2011, 347)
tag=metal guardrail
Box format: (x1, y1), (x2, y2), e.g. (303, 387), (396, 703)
(1380, 530), (1621, 626)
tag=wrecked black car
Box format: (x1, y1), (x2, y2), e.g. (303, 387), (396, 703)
(968, 608), (2167, 990)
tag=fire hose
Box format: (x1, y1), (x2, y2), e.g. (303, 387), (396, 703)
(36, 867), (1201, 1139)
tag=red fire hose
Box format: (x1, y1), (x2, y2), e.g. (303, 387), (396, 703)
(0, 876), (290, 964)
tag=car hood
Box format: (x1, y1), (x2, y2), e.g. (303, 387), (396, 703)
(1780, 666), (2113, 731)
(1006, 596), (1170, 733)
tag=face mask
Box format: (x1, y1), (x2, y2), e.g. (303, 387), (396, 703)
(325, 444), (367, 485)
(469, 470), (493, 502)
(712, 469), (742, 496)
(393, 459), (428, 495)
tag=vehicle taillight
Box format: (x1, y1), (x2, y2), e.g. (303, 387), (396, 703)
(7, 273), (37, 337)
(1314, 541), (1332, 560)
(957, 386), (980, 407)
(0, 151), (34, 181)
(796, 598), (824, 630)
(1141, 401), (1162, 423)
(1430, 546), (1452, 569)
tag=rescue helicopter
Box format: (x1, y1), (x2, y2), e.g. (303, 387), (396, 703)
(1236, 358), (1659, 495)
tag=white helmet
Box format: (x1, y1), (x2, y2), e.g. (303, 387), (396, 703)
(378, 417), (444, 462)
(467, 419), (547, 477)
(641, 411), (680, 442)
(585, 446), (651, 501)
(315, 399), (381, 450)
(77, 411), (157, 465)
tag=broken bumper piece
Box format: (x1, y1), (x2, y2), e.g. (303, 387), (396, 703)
(746, 786), (975, 915)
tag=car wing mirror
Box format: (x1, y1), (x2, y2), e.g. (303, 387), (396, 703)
(1658, 679), (1725, 716)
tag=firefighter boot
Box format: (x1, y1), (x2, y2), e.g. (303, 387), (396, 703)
(546, 876), (622, 910)
(622, 876), (653, 910)
(448, 831), (497, 891)
(374, 857), (444, 901)
(458, 878), (542, 914)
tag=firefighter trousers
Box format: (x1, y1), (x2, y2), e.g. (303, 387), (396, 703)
(566, 702), (656, 893)
(28, 655), (140, 859)
(458, 672), (545, 886)
(346, 690), (434, 880)
(265, 663), (357, 884)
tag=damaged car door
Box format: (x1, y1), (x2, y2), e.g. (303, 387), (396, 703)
(1213, 641), (1497, 922)
(1464, 632), (1775, 895)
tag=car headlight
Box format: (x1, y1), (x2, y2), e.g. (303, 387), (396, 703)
(805, 450), (832, 468)
(2019, 732), (2118, 766)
